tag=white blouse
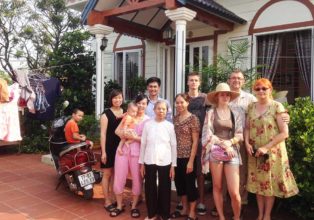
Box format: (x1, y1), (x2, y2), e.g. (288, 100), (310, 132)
(139, 119), (177, 166)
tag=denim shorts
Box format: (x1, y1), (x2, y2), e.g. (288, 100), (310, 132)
(209, 146), (242, 165)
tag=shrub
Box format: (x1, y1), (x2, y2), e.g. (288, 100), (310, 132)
(79, 114), (100, 143)
(284, 97), (314, 219)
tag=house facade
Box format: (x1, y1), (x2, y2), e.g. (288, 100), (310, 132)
(66, 0), (314, 116)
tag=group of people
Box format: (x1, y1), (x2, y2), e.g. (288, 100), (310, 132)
(94, 70), (298, 220)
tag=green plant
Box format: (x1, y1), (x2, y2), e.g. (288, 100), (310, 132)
(79, 114), (100, 143)
(197, 40), (260, 93)
(283, 97), (314, 219)
(127, 76), (146, 100)
(20, 116), (50, 153)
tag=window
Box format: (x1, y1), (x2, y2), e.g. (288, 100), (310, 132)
(256, 30), (311, 103)
(115, 50), (142, 100)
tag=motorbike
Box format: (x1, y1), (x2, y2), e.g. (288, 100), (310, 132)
(49, 116), (102, 199)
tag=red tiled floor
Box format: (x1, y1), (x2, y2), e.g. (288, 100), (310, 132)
(0, 152), (298, 220)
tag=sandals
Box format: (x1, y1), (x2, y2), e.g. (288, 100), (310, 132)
(210, 207), (218, 217)
(186, 217), (198, 220)
(104, 202), (117, 212)
(170, 211), (188, 219)
(131, 208), (141, 218)
(176, 202), (183, 211)
(110, 208), (125, 217)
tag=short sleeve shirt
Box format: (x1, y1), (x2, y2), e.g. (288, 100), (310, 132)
(174, 114), (200, 158)
(64, 119), (80, 143)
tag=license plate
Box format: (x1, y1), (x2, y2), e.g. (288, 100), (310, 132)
(78, 171), (95, 187)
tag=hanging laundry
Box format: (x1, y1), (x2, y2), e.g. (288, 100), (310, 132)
(28, 72), (51, 114)
(28, 77), (61, 121)
(0, 78), (9, 103)
(15, 69), (36, 113)
(0, 83), (22, 141)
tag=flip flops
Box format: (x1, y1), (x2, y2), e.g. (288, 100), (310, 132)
(104, 202), (117, 212)
(131, 208), (141, 218)
(110, 208), (125, 217)
(170, 211), (188, 219)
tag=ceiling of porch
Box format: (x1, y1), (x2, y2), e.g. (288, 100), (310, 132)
(83, 0), (246, 42)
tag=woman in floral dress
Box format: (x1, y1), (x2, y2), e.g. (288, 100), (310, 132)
(245, 78), (298, 220)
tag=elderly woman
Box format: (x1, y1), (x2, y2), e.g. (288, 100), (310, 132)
(202, 83), (243, 220)
(245, 78), (298, 220)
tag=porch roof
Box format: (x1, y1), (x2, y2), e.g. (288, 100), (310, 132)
(82, 0), (246, 41)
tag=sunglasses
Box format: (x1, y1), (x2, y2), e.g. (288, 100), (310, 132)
(254, 87), (269, 91)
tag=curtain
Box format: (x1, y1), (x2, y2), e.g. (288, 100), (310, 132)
(258, 34), (282, 81)
(295, 30), (312, 90)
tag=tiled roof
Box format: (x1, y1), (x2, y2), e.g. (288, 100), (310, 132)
(185, 0), (247, 24)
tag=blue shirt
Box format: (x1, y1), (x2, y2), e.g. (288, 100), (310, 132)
(145, 96), (172, 122)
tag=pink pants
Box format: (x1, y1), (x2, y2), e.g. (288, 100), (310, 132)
(113, 151), (142, 195)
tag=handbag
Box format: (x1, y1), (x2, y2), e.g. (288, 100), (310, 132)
(211, 144), (231, 161)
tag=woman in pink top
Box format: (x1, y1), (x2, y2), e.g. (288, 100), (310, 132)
(111, 94), (150, 218)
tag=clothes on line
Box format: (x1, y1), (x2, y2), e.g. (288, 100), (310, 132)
(0, 78), (10, 103)
(0, 83), (22, 142)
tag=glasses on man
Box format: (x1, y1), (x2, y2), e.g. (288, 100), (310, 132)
(229, 77), (244, 80)
(254, 87), (269, 91)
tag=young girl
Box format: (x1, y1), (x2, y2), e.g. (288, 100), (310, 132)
(116, 102), (138, 155)
(139, 100), (177, 220)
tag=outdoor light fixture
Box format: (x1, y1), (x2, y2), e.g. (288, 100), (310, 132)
(163, 26), (175, 40)
(100, 37), (108, 51)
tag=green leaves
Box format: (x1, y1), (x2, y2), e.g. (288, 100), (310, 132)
(284, 97), (314, 219)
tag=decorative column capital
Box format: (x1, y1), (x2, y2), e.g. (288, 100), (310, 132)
(165, 7), (196, 22)
(86, 24), (114, 38)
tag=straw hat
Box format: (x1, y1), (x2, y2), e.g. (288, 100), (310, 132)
(207, 83), (240, 105)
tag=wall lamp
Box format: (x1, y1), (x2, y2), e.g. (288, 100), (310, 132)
(100, 37), (108, 51)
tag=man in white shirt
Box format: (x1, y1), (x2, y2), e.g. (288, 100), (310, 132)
(145, 77), (172, 122)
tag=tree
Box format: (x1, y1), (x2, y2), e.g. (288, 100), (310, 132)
(0, 0), (81, 77)
(0, 0), (28, 80)
(49, 30), (95, 115)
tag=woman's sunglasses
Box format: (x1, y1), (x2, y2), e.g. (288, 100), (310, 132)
(254, 87), (269, 91)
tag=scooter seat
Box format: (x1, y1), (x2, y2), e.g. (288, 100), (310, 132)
(59, 142), (87, 157)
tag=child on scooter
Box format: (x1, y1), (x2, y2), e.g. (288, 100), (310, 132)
(64, 108), (93, 147)
(116, 102), (138, 155)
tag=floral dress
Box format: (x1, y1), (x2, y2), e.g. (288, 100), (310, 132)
(246, 100), (299, 198)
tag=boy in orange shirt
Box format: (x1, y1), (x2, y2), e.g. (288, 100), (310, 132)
(64, 108), (92, 147)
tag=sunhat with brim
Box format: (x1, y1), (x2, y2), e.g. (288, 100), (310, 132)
(207, 82), (240, 105)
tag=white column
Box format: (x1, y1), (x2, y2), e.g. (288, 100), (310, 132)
(165, 7), (196, 94)
(86, 24), (113, 118)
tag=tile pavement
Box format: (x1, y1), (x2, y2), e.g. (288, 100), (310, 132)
(0, 151), (297, 220)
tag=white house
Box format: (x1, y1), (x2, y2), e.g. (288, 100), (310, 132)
(66, 0), (314, 116)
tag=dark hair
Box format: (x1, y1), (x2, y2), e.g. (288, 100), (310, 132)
(146, 77), (161, 86)
(108, 89), (123, 107)
(187, 72), (201, 79)
(175, 93), (190, 103)
(72, 108), (83, 114)
(135, 93), (148, 104)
